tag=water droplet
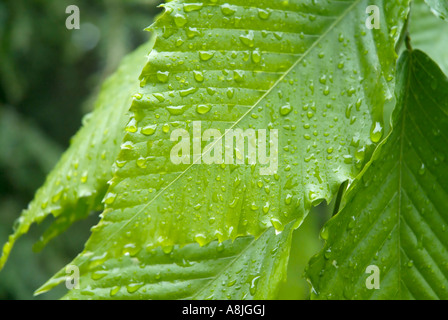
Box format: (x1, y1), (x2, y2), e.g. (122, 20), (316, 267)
(324, 248), (332, 259)
(184, 3), (203, 12)
(239, 31), (255, 47)
(370, 121), (383, 143)
(104, 192), (116, 205)
(227, 279), (237, 287)
(418, 163), (426, 175)
(193, 70), (204, 82)
(199, 51), (215, 61)
(173, 14), (187, 27)
(250, 202), (258, 211)
(347, 87), (356, 96)
(343, 155), (353, 164)
(162, 245), (173, 254)
(262, 202), (270, 213)
(127, 283), (144, 294)
(136, 157), (147, 169)
(153, 93), (165, 102)
(121, 141), (135, 150)
(319, 75), (327, 84)
(194, 234), (207, 246)
(116, 159), (126, 168)
(197, 104), (211, 114)
(274, 32), (283, 40)
(125, 118), (138, 133)
(167, 105), (185, 115)
(221, 3), (236, 15)
(133, 93), (142, 100)
(175, 38), (184, 47)
(81, 171), (88, 183)
(141, 124), (156, 136)
(201, 88), (214, 97)
(180, 87), (198, 97)
(156, 71), (169, 83)
(252, 49), (261, 63)
(320, 226), (329, 240)
(233, 70), (245, 83)
(270, 218), (284, 231)
(258, 9), (270, 19)
(249, 275), (260, 295)
(345, 104), (353, 119)
(91, 270), (107, 280)
(280, 103), (292, 116)
(110, 286), (120, 297)
(348, 216), (356, 229)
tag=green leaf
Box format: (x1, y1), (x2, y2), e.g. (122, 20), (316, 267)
(39, 0), (411, 298)
(424, 0), (448, 20)
(37, 223), (293, 299)
(411, 0), (448, 75)
(306, 49), (448, 300)
(80, 0), (409, 250)
(0, 40), (155, 270)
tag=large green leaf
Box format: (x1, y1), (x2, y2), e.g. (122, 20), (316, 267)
(38, 0), (410, 298)
(0, 40), (155, 270)
(424, 0), (448, 20)
(411, 0), (448, 75)
(307, 49), (448, 299)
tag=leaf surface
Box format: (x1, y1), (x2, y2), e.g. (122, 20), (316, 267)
(41, 0), (410, 298)
(80, 0), (408, 250)
(307, 49), (448, 299)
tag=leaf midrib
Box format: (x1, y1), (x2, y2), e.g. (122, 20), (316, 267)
(395, 51), (412, 299)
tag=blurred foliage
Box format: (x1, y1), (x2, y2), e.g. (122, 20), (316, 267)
(0, 0), (162, 299)
(0, 0), (162, 144)
(0, 0), (331, 299)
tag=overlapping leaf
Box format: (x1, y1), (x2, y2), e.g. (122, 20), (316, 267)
(38, 0), (411, 298)
(424, 0), (448, 20)
(39, 223), (293, 299)
(307, 49), (448, 299)
(0, 41), (154, 270)
(411, 0), (448, 75)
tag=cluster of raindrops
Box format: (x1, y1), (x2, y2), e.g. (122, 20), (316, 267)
(102, 0), (396, 252)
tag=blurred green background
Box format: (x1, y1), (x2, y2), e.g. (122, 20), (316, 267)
(0, 0), (162, 299)
(0, 0), (331, 299)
